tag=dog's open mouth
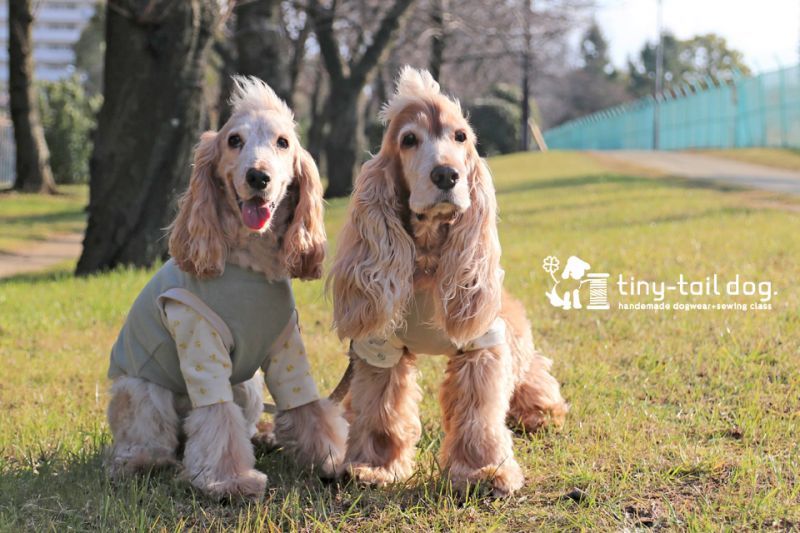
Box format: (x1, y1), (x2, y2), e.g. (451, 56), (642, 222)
(239, 197), (276, 231)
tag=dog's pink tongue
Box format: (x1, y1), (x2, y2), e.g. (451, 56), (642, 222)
(241, 199), (271, 230)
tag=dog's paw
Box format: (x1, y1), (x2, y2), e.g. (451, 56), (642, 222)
(106, 446), (178, 478)
(347, 463), (409, 488)
(202, 469), (268, 500)
(252, 420), (278, 452)
(447, 460), (524, 498)
(508, 397), (570, 435)
(317, 452), (345, 480)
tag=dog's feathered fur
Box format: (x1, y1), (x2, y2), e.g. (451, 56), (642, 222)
(330, 67), (567, 496)
(107, 77), (346, 500)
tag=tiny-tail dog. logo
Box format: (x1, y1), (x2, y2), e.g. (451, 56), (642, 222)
(542, 255), (610, 310)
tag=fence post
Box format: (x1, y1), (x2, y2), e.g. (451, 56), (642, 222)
(759, 71), (768, 146)
(779, 66), (788, 147)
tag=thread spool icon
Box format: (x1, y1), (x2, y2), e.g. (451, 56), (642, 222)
(586, 273), (610, 310)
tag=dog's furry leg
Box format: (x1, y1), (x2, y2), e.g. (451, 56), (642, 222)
(501, 300), (568, 432)
(274, 398), (348, 478)
(182, 402), (267, 500)
(106, 376), (180, 477)
(344, 354), (422, 487)
(439, 345), (524, 497)
(232, 370), (268, 444)
(507, 350), (568, 432)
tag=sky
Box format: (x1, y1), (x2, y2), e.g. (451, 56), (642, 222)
(594, 0), (800, 72)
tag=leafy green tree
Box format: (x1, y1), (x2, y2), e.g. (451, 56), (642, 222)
(39, 76), (102, 184)
(680, 33), (751, 80)
(628, 32), (751, 98)
(580, 21), (615, 78)
(73, 3), (105, 96)
(554, 21), (629, 125)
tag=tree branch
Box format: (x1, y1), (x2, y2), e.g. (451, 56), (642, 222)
(307, 0), (344, 82)
(350, 0), (416, 85)
(289, 13), (311, 91)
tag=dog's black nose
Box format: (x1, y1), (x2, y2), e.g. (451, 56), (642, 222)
(430, 165), (459, 190)
(246, 168), (270, 190)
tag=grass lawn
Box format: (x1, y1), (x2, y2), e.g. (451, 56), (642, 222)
(1, 152), (798, 530)
(701, 148), (800, 173)
(0, 185), (87, 253)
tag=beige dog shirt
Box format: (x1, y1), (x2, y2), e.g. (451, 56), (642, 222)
(351, 290), (507, 368)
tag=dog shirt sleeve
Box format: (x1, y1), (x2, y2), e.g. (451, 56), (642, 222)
(350, 335), (406, 368)
(262, 310), (320, 411)
(460, 317), (507, 352)
(162, 299), (234, 408)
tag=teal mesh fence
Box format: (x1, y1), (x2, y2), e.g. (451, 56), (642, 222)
(544, 64), (800, 150)
(0, 115), (13, 188)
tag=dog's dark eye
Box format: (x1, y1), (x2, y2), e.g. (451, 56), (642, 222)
(228, 134), (243, 149)
(401, 133), (417, 148)
(277, 137), (289, 150)
(455, 130), (467, 143)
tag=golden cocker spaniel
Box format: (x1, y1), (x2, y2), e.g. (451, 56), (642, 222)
(329, 67), (568, 497)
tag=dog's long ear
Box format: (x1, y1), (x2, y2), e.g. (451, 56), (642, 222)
(436, 142), (503, 345)
(169, 131), (228, 279)
(283, 148), (326, 280)
(328, 155), (415, 340)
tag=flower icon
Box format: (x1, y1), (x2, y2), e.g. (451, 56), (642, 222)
(542, 256), (560, 276)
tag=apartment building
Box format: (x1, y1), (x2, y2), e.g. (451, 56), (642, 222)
(0, 0), (97, 108)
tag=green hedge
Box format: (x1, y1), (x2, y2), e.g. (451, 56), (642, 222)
(39, 76), (102, 184)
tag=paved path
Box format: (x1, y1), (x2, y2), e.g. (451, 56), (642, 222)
(595, 151), (800, 194)
(0, 232), (82, 279)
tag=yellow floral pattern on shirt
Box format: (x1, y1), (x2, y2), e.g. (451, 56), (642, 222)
(262, 318), (319, 411)
(164, 300), (234, 408)
(163, 301), (320, 411)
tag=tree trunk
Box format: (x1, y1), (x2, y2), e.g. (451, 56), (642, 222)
(429, 0), (446, 83)
(323, 85), (361, 198)
(235, 0), (291, 102)
(520, 51), (530, 152)
(307, 65), (327, 165)
(309, 0), (417, 197)
(8, 0), (56, 194)
(215, 39), (236, 127)
(76, 0), (222, 275)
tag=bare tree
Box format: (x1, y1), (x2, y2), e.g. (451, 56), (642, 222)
(308, 0), (417, 198)
(413, 0), (591, 132)
(76, 0), (225, 275)
(428, 0), (446, 81)
(235, 0), (292, 101)
(8, 0), (56, 194)
(215, 1), (310, 124)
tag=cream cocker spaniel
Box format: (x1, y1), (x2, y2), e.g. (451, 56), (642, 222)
(330, 67), (568, 497)
(106, 77), (347, 500)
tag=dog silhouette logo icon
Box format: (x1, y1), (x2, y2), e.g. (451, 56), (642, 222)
(542, 255), (610, 310)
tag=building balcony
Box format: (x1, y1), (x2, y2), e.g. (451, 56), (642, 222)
(0, 48), (76, 64)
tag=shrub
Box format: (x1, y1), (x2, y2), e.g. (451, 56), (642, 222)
(467, 84), (543, 156)
(39, 76), (102, 184)
(467, 99), (520, 156)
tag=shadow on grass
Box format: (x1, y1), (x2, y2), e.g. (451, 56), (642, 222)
(496, 173), (746, 196)
(0, 441), (499, 530)
(0, 210), (86, 225)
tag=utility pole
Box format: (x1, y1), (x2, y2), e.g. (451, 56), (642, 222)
(653, 0), (664, 150)
(520, 0), (532, 152)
